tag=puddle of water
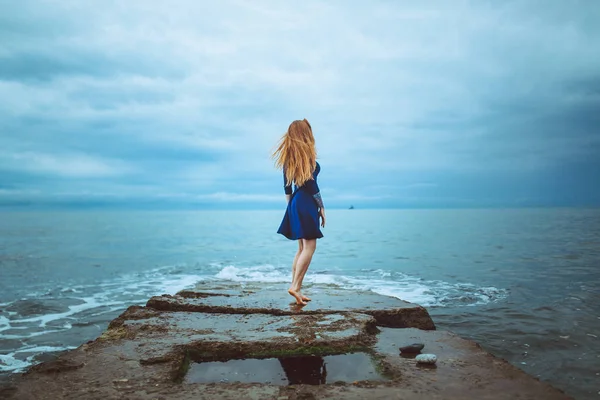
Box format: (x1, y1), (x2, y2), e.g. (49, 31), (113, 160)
(185, 352), (386, 385)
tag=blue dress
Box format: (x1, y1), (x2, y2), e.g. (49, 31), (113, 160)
(277, 162), (323, 240)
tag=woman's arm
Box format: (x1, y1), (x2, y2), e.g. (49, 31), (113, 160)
(304, 178), (326, 227)
(312, 192), (324, 209)
(283, 169), (292, 202)
(304, 178), (324, 209)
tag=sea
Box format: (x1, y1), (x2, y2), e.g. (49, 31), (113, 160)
(0, 208), (598, 399)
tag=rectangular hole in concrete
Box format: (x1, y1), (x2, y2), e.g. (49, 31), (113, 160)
(185, 352), (387, 385)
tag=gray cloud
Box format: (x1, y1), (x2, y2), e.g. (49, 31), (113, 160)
(0, 0), (599, 208)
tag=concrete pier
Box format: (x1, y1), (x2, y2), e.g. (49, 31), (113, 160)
(1, 282), (571, 399)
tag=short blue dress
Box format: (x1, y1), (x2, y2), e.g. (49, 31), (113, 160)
(277, 162), (323, 240)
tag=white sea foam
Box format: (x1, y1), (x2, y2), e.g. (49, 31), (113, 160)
(373, 269), (392, 278)
(0, 345), (77, 373)
(211, 264), (508, 307)
(60, 287), (81, 294)
(215, 265), (289, 283)
(7, 269), (203, 333)
(0, 354), (30, 373)
(12, 296), (121, 328)
(0, 315), (10, 330)
(84, 306), (127, 319)
(337, 275), (507, 307)
(1, 328), (73, 340)
(160, 274), (206, 295)
(308, 274), (343, 285)
(361, 280), (436, 305)
(14, 345), (76, 355)
(305, 274), (439, 306)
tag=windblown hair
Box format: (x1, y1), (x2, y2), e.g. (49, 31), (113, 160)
(272, 119), (317, 188)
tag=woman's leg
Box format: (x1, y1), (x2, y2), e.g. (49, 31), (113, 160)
(289, 240), (306, 305)
(290, 240), (303, 292)
(288, 239), (316, 304)
(291, 240), (311, 302)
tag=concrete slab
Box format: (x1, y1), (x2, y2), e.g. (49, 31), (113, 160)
(147, 282), (435, 329)
(105, 305), (377, 363)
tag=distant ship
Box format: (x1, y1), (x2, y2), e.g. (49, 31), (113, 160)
(349, 205), (354, 210)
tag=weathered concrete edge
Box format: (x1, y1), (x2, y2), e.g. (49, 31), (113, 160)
(146, 294), (436, 330)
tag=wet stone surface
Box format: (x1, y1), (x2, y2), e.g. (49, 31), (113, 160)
(108, 306), (377, 362)
(147, 282), (436, 329)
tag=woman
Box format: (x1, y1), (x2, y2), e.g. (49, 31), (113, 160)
(273, 119), (326, 306)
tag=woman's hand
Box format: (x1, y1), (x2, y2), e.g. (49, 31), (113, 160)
(319, 208), (326, 228)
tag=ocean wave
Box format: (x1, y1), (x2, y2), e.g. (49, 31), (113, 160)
(0, 265), (206, 376)
(0, 345), (77, 373)
(0, 315), (10, 330)
(211, 264), (508, 307)
(2, 270), (205, 334)
(215, 265), (289, 283)
(0, 354), (30, 373)
(10, 296), (122, 328)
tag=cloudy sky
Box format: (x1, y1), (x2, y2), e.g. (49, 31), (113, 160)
(1, 0), (599, 209)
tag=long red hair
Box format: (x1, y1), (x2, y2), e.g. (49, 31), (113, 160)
(272, 119), (317, 188)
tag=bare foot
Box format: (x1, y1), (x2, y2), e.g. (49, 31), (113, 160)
(288, 288), (307, 306)
(301, 294), (311, 302)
